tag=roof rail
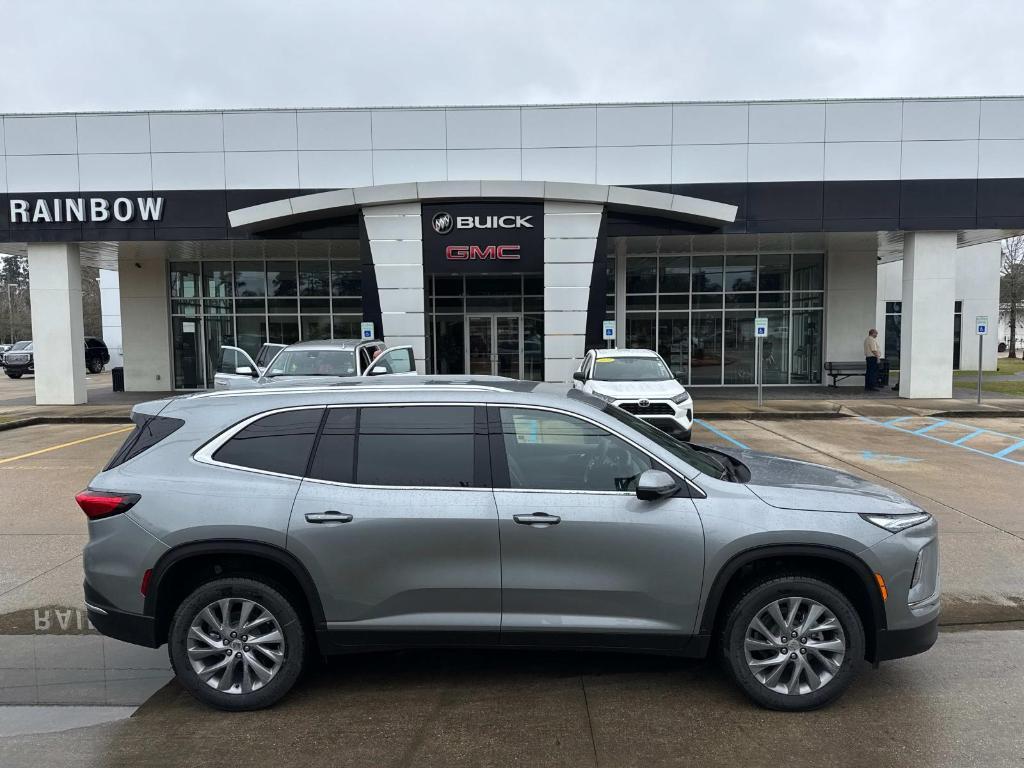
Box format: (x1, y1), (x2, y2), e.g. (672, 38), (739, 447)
(189, 383), (511, 400)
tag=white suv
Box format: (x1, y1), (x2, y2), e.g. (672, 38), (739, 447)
(572, 348), (693, 441)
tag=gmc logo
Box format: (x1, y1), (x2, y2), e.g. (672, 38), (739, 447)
(446, 245), (521, 261)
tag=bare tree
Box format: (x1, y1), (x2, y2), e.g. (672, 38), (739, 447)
(1002, 236), (1024, 359)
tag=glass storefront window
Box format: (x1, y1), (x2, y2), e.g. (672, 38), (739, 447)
(235, 316), (266, 358)
(793, 253), (824, 291)
(626, 257), (657, 293)
(791, 310), (823, 384)
(234, 262), (267, 297)
(761, 310), (790, 384)
(301, 315), (332, 341)
(332, 316), (361, 340)
(203, 262), (232, 298)
(267, 261), (297, 297)
(299, 261), (330, 296)
(692, 255), (723, 292)
(690, 313), (722, 384)
(723, 312), (755, 385)
(616, 236), (825, 385)
(170, 262), (200, 299)
(759, 254), (790, 291)
(724, 255), (756, 292)
(331, 259), (361, 297)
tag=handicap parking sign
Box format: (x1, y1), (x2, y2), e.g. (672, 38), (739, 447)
(360, 321), (375, 340)
(602, 320), (616, 341)
(754, 317), (768, 337)
(976, 316), (988, 335)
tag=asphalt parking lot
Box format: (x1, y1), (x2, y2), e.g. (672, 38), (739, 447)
(1, 416), (1023, 767)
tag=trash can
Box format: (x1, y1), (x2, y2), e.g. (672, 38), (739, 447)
(111, 366), (124, 392)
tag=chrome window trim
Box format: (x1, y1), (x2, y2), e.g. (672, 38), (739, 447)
(191, 399), (708, 498)
(190, 383), (509, 400)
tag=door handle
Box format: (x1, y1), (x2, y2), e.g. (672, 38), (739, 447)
(305, 511), (353, 524)
(513, 513), (561, 526)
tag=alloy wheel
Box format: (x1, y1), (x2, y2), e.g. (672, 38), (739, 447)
(743, 596), (846, 695)
(186, 598), (286, 694)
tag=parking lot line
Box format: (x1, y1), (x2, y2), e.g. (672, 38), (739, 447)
(693, 419), (750, 450)
(858, 416), (1024, 466)
(0, 426), (133, 466)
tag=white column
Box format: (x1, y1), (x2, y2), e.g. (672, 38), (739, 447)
(118, 246), (172, 391)
(900, 231), (956, 398)
(955, 241), (1000, 371)
(544, 201), (601, 383)
(824, 243), (878, 387)
(26, 243), (87, 405)
(363, 202), (426, 371)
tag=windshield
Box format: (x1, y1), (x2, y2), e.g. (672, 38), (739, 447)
(600, 403), (728, 480)
(266, 349), (357, 378)
(11, 341), (31, 351)
(592, 355), (672, 382)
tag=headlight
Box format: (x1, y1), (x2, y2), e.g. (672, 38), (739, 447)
(671, 390), (690, 404)
(859, 512), (931, 532)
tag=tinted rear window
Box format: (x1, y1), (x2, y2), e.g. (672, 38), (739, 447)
(213, 408), (324, 476)
(307, 408), (356, 483)
(105, 414), (185, 470)
(356, 406), (476, 487)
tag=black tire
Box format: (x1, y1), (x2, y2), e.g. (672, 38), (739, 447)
(86, 359), (103, 374)
(168, 577), (306, 711)
(6, 372), (21, 379)
(721, 575), (864, 711)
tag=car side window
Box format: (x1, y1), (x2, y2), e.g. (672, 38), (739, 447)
(358, 346), (374, 372)
(356, 406), (476, 487)
(307, 408), (356, 484)
(498, 408), (652, 492)
(217, 348), (241, 375)
(212, 408), (324, 476)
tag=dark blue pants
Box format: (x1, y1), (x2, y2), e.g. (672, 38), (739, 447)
(865, 356), (879, 390)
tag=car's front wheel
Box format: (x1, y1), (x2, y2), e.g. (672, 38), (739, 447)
(721, 576), (864, 711)
(168, 577), (306, 711)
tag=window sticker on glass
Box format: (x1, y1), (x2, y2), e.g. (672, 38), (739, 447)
(596, 357), (615, 363)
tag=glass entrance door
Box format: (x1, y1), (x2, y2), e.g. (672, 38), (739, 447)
(465, 314), (522, 377)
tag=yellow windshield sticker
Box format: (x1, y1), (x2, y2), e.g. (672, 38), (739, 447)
(596, 357), (615, 363)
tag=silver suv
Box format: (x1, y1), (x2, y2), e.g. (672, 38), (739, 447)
(80, 378), (939, 711)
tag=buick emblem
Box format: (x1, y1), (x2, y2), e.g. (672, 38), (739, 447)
(431, 211), (453, 235)
(638, 399), (650, 408)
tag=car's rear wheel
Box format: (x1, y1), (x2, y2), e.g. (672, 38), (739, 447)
(721, 576), (864, 711)
(168, 577), (306, 711)
(87, 359), (103, 374)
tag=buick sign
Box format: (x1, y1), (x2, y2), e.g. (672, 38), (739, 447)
(431, 211), (454, 235)
(422, 202), (543, 274)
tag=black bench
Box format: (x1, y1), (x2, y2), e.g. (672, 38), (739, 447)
(824, 360), (890, 387)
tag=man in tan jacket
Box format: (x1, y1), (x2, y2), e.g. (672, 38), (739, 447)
(864, 328), (882, 391)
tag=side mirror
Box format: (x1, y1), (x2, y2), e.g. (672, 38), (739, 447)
(369, 365), (387, 376)
(236, 365), (254, 377)
(572, 371), (586, 382)
(636, 469), (678, 501)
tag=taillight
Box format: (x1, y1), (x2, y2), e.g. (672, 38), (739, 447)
(75, 490), (140, 520)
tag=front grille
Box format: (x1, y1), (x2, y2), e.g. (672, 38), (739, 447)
(6, 353), (29, 364)
(618, 401), (675, 416)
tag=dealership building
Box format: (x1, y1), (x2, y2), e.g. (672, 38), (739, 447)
(0, 97), (1019, 404)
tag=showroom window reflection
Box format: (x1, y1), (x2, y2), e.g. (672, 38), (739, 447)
(169, 241), (363, 389)
(614, 235), (824, 385)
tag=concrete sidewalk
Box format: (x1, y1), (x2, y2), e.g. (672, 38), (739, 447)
(3, 375), (1024, 428)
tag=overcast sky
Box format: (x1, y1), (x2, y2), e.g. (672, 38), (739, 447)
(2, 0), (1023, 113)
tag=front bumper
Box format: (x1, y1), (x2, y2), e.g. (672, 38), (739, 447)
(875, 614), (939, 661)
(613, 398), (693, 437)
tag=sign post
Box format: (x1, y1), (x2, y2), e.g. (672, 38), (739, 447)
(602, 320), (616, 349)
(976, 316), (988, 405)
(754, 317), (768, 408)
(360, 321), (375, 341)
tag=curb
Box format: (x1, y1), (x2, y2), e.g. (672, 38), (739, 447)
(0, 415), (131, 432)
